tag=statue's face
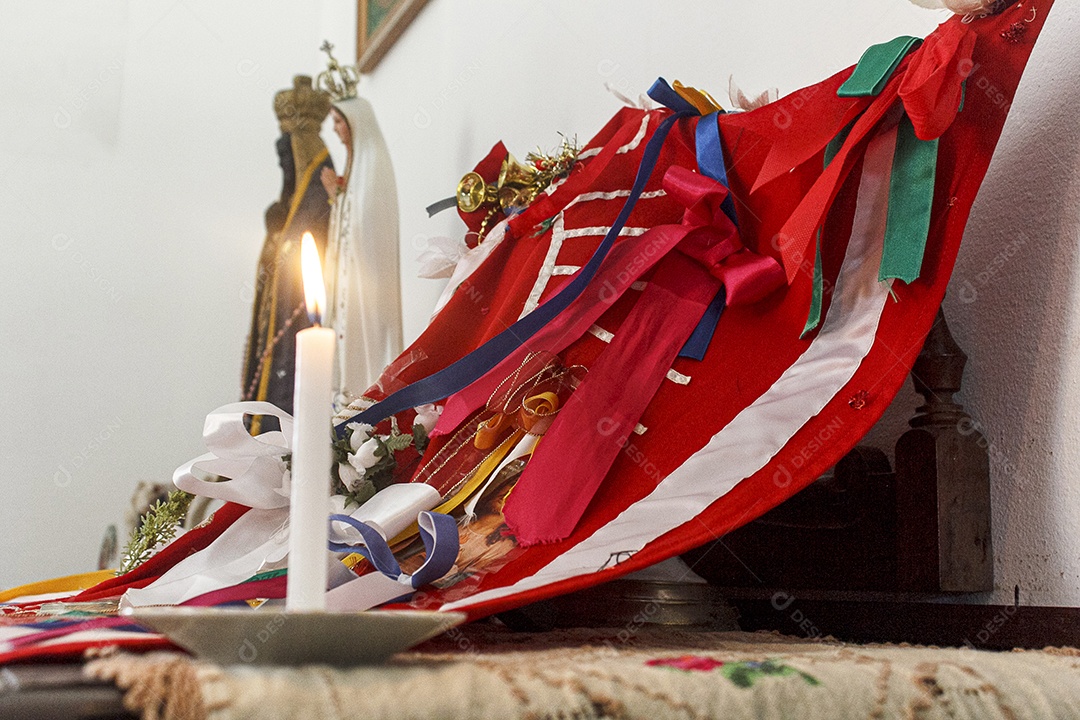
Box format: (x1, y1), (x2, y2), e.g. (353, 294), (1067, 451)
(276, 134), (294, 171)
(331, 108), (352, 149)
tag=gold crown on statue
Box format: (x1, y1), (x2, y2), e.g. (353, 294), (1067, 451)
(317, 40), (360, 101)
(274, 75), (332, 133)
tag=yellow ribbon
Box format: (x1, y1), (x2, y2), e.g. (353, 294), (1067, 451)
(383, 430), (521, 550)
(0, 569), (116, 603)
(377, 391), (561, 551)
(673, 80), (725, 115)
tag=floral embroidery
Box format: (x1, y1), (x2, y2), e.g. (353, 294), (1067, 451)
(646, 655), (725, 672)
(647, 656), (821, 689)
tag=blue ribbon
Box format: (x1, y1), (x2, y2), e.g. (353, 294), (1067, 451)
(335, 78), (695, 435)
(327, 510), (460, 589)
(647, 80), (701, 116)
(679, 286), (727, 361)
(695, 112), (737, 224)
(677, 109), (736, 360)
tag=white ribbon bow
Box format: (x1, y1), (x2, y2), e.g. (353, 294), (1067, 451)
(173, 401), (294, 510)
(123, 401), (441, 609)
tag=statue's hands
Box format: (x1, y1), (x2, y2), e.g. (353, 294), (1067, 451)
(321, 166), (341, 199)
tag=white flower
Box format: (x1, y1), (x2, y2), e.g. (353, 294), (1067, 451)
(349, 437), (382, 471)
(413, 404), (443, 434)
(337, 462), (365, 491)
(329, 493), (359, 514)
(347, 422), (374, 451)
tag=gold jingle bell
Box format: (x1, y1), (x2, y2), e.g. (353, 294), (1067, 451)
(496, 153), (541, 210)
(456, 154), (541, 215)
(456, 172), (492, 214)
(453, 141), (579, 243)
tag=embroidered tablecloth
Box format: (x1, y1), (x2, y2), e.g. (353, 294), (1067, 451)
(83, 625), (1080, 720)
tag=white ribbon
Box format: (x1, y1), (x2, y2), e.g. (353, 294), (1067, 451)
(330, 483), (441, 544)
(430, 219), (510, 318)
(123, 402), (443, 608)
(416, 235), (469, 279)
(173, 402), (293, 510)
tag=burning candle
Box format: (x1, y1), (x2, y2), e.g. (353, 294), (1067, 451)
(286, 232), (335, 612)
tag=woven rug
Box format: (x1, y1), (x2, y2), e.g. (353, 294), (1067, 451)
(85, 625), (1080, 720)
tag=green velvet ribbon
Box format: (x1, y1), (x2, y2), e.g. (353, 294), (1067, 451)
(801, 111), (938, 336)
(879, 114), (938, 284)
(803, 241), (826, 339)
(801, 122), (854, 338)
(838, 36), (922, 98)
(802, 36), (938, 337)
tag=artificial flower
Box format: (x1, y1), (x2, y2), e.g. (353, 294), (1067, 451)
(337, 462), (364, 491)
(349, 436), (382, 471)
(413, 404), (443, 434)
(347, 422), (374, 450)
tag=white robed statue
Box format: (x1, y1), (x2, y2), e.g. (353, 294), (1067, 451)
(319, 43), (403, 407)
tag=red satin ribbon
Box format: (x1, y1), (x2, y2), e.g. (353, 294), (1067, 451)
(742, 17), (976, 284)
(503, 167), (782, 546)
(899, 21), (977, 141)
(432, 206), (691, 440)
(665, 167), (785, 304)
(68, 502), (251, 602)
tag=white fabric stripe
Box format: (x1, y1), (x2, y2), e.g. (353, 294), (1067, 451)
(521, 213), (568, 318)
(620, 113), (652, 154)
(588, 325), (614, 343)
(563, 226), (648, 240)
(587, 326), (691, 385)
(666, 370), (691, 385)
(520, 188), (667, 318)
(551, 265), (581, 276)
(443, 125), (900, 612)
(544, 175), (568, 195)
(520, 224), (650, 319)
(565, 188), (666, 212)
(577, 112), (652, 161)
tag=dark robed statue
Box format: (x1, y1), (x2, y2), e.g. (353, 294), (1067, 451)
(241, 75), (335, 430)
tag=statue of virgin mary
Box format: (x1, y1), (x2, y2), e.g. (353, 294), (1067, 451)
(241, 75), (334, 432)
(320, 73), (403, 408)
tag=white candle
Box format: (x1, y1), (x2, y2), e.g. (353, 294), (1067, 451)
(287, 232), (335, 612)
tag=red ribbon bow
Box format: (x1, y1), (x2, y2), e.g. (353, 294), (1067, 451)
(664, 166), (785, 306)
(899, 21), (978, 141)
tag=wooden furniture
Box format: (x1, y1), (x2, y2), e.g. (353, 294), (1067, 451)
(682, 309), (993, 594)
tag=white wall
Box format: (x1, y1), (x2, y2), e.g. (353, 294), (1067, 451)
(0, 0), (355, 586)
(2, 0), (1077, 607)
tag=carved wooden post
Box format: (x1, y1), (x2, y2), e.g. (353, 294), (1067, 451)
(895, 309), (993, 591)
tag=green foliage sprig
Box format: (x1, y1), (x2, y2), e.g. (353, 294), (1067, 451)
(118, 489), (193, 575)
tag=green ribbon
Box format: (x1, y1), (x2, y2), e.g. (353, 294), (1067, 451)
(838, 36), (922, 98)
(802, 121), (855, 338)
(244, 568), (288, 583)
(802, 36), (937, 336)
(803, 241), (826, 338)
(879, 114), (938, 284)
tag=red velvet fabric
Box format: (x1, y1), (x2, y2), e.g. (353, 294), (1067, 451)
(54, 2), (1054, 635)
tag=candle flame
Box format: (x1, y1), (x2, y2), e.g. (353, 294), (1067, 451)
(300, 232), (327, 325)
